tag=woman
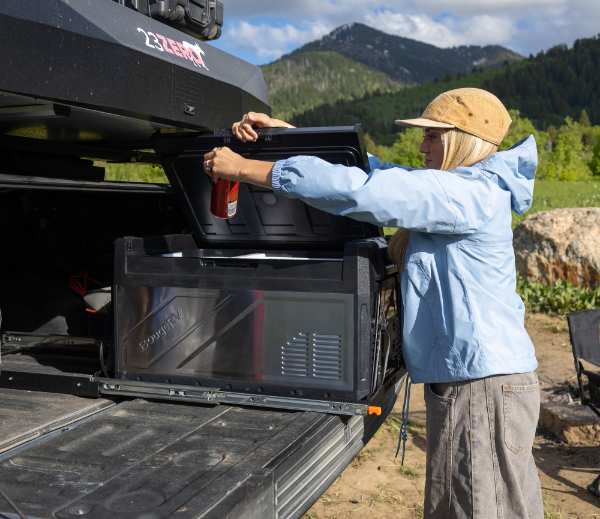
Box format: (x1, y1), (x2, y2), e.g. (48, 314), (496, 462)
(203, 88), (543, 519)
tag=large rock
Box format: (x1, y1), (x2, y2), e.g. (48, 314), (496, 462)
(514, 208), (600, 288)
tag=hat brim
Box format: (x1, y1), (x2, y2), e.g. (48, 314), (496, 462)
(394, 117), (455, 129)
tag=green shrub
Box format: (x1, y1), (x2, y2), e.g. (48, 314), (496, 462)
(590, 137), (600, 176)
(517, 277), (600, 315)
(380, 127), (425, 168)
(540, 118), (592, 180)
(502, 109), (545, 150)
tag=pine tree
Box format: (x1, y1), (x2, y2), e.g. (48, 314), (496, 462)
(579, 109), (591, 127)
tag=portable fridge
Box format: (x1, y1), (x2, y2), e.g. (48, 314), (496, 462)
(113, 127), (404, 407)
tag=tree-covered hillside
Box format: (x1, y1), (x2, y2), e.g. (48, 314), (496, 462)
(482, 35), (600, 128)
(262, 51), (403, 120)
(290, 66), (507, 144)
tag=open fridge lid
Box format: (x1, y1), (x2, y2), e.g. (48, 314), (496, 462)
(155, 126), (380, 248)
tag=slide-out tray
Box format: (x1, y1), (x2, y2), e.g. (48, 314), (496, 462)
(0, 383), (399, 518)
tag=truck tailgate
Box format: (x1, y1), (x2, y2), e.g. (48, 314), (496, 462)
(0, 388), (397, 519)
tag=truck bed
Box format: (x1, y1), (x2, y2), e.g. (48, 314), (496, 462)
(0, 384), (398, 519)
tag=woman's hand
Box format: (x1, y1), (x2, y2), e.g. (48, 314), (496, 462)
(204, 147), (274, 188)
(203, 147), (247, 182)
(232, 112), (295, 142)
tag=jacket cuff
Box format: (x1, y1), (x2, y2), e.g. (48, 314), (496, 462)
(271, 159), (286, 192)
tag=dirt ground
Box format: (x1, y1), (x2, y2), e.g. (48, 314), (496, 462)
(303, 313), (600, 519)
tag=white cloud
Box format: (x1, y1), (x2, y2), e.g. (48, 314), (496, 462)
(459, 15), (515, 46)
(226, 21), (332, 60)
(363, 11), (514, 47)
(363, 13), (463, 47)
(223, 0), (370, 20)
(405, 0), (565, 15)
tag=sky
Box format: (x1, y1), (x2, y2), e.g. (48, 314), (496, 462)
(209, 0), (600, 65)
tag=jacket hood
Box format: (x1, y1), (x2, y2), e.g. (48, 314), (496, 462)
(477, 135), (537, 215)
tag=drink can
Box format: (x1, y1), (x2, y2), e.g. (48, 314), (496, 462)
(210, 179), (240, 219)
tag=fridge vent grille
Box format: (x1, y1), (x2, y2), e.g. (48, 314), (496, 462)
(281, 332), (342, 381)
(281, 332), (309, 377)
(312, 333), (342, 380)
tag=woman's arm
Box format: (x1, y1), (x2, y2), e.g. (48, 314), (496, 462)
(204, 150), (503, 234)
(271, 155), (503, 233)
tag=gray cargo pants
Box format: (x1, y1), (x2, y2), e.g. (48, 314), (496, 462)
(424, 372), (544, 519)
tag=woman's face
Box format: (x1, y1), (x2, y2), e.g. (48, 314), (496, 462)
(420, 129), (445, 169)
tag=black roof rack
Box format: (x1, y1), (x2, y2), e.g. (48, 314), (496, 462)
(112, 0), (224, 41)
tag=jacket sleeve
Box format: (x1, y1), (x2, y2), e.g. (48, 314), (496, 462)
(271, 155), (504, 234)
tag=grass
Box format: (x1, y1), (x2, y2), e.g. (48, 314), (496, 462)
(350, 448), (376, 468)
(543, 495), (564, 519)
(512, 179), (600, 227)
(102, 162), (168, 184)
(398, 465), (419, 479)
(374, 484), (403, 505)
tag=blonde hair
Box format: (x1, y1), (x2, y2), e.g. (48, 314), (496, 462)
(440, 129), (498, 170)
(389, 129), (498, 269)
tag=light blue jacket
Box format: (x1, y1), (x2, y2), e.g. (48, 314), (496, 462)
(271, 136), (539, 383)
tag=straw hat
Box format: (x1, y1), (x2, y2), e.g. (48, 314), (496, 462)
(395, 88), (512, 146)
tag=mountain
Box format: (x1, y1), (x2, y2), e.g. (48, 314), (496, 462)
(294, 23), (523, 83)
(262, 22), (522, 119)
(262, 50), (403, 120)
